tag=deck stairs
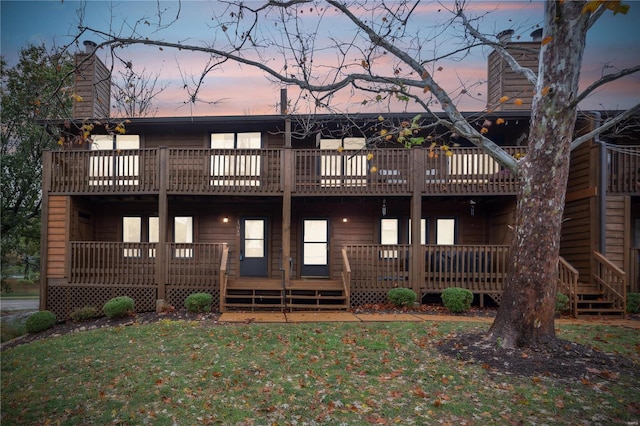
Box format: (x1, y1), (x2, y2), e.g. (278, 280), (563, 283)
(221, 278), (349, 312)
(574, 282), (625, 318)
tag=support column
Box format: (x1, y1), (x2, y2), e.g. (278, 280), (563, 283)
(156, 147), (168, 311)
(39, 150), (52, 311)
(282, 118), (293, 286)
(410, 148), (424, 301)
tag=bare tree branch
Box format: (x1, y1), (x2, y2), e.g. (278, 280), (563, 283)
(570, 103), (640, 151)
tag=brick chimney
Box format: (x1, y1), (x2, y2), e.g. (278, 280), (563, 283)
(487, 29), (541, 111)
(72, 40), (111, 119)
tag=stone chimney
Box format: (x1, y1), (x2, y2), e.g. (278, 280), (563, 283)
(72, 40), (111, 119)
(487, 29), (541, 111)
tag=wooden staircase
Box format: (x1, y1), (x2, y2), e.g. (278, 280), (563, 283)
(575, 282), (625, 317)
(221, 278), (349, 312)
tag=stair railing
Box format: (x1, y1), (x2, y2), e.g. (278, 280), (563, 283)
(557, 256), (579, 317)
(341, 247), (351, 308)
(219, 244), (229, 312)
(592, 251), (627, 313)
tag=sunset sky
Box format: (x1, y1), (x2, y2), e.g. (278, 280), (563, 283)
(2, 1), (639, 117)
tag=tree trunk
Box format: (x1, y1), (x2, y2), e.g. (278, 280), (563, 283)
(488, 1), (590, 349)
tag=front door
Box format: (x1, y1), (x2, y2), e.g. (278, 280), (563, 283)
(240, 218), (268, 277)
(301, 219), (329, 277)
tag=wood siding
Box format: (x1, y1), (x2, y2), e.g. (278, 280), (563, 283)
(487, 42), (539, 111)
(46, 196), (68, 278)
(605, 196), (629, 272)
(72, 53), (111, 119)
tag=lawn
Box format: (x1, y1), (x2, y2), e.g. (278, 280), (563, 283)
(1, 320), (639, 425)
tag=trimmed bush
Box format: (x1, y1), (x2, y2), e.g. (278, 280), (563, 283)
(441, 287), (473, 313)
(387, 288), (417, 307)
(103, 296), (135, 319)
(627, 293), (640, 314)
(185, 292), (213, 313)
(25, 310), (57, 333)
(70, 306), (100, 322)
(556, 293), (570, 313)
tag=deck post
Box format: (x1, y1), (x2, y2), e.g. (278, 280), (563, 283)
(410, 148), (424, 301)
(39, 150), (52, 311)
(156, 147), (168, 310)
(282, 118), (292, 286)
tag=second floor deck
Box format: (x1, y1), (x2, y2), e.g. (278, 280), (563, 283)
(46, 146), (524, 196)
(44, 145), (640, 197)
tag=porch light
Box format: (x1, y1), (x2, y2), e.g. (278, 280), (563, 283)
(469, 200), (476, 217)
(342, 217), (348, 223)
(382, 199), (387, 216)
(223, 217), (229, 223)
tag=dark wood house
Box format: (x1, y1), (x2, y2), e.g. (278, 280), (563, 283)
(39, 40), (638, 320)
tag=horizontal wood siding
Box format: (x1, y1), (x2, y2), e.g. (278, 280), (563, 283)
(561, 198), (594, 279)
(47, 196), (68, 278)
(72, 53), (110, 119)
(487, 43), (539, 111)
(605, 196), (628, 270)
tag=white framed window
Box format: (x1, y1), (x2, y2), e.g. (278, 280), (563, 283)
(174, 216), (193, 258)
(436, 218), (456, 245)
(320, 137), (367, 187)
(380, 218), (399, 258)
(90, 135), (140, 185)
(210, 132), (261, 186)
(123, 217), (142, 257)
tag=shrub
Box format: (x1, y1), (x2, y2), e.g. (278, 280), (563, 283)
(185, 292), (213, 313)
(556, 293), (570, 313)
(627, 293), (640, 314)
(103, 296), (135, 319)
(387, 288), (417, 307)
(25, 310), (57, 333)
(441, 288), (473, 313)
(70, 306), (99, 322)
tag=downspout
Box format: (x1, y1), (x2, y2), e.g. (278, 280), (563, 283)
(593, 111), (607, 254)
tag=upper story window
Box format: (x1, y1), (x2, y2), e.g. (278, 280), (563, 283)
(210, 132), (261, 186)
(320, 137), (367, 187)
(90, 135), (140, 186)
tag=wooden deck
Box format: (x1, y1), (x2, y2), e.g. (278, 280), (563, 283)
(45, 147), (525, 196)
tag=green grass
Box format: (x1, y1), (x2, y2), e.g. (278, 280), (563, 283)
(1, 320), (638, 425)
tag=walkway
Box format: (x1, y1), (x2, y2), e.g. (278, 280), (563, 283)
(218, 312), (640, 329)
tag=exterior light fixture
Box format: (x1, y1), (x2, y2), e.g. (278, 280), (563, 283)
(382, 199), (387, 216)
(342, 217), (348, 223)
(469, 200), (476, 217)
(223, 217), (229, 223)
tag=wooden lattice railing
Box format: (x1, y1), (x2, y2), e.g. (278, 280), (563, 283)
(592, 251), (627, 312)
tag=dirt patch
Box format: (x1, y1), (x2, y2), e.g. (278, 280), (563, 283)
(437, 332), (639, 381)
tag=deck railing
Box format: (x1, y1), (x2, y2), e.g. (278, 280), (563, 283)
(220, 244), (229, 312)
(607, 145), (640, 194)
(168, 148), (282, 194)
(592, 251), (627, 312)
(166, 243), (227, 287)
(557, 256), (579, 316)
(69, 242), (157, 285)
(50, 149), (159, 193)
(422, 245), (510, 293)
(341, 247), (352, 306)
(48, 146), (528, 196)
(344, 244), (511, 296)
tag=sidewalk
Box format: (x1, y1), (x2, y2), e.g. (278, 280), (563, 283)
(218, 311), (640, 329)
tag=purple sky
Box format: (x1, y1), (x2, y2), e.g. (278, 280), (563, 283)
(2, 1), (639, 117)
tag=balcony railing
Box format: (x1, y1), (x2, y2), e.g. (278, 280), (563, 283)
(607, 145), (640, 194)
(344, 244), (511, 295)
(51, 149), (159, 193)
(47, 146), (528, 196)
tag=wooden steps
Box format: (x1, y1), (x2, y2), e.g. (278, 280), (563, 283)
(221, 278), (349, 312)
(574, 282), (625, 318)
